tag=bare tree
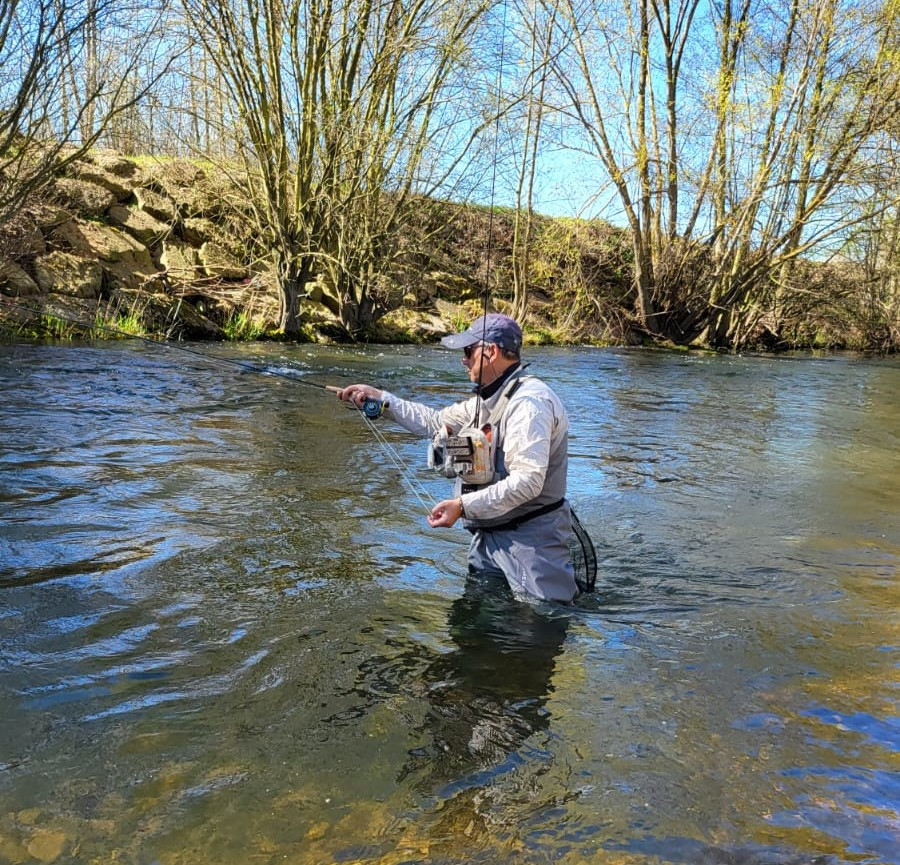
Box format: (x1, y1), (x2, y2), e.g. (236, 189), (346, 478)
(0, 0), (172, 223)
(181, 0), (493, 337)
(541, 0), (900, 347)
(509, 0), (557, 322)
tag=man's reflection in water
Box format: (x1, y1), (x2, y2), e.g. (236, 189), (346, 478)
(400, 571), (571, 839)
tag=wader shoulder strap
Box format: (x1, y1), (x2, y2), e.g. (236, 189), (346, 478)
(482, 370), (529, 429)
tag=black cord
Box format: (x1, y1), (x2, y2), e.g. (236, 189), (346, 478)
(0, 297), (330, 390)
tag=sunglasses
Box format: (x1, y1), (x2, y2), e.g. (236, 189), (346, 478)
(463, 342), (490, 359)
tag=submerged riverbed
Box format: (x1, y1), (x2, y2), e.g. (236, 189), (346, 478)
(0, 341), (897, 865)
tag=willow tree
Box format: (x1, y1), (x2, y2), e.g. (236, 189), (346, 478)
(541, 0), (900, 347)
(181, 0), (491, 337)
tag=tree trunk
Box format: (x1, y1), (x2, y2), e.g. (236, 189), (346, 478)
(277, 257), (313, 336)
(632, 231), (656, 331)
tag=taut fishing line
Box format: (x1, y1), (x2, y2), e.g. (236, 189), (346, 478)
(473, 0), (510, 413)
(467, 2), (597, 593)
(0, 297), (439, 513)
(0, 297), (332, 389)
(2, 0), (598, 591)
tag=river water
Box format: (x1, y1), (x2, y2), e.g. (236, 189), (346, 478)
(0, 341), (897, 865)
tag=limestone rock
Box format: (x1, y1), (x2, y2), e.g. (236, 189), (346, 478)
(299, 298), (342, 325)
(198, 241), (247, 279)
(154, 159), (206, 189)
(181, 217), (216, 246)
(143, 160), (207, 215)
(1, 219), (46, 257)
(33, 251), (102, 297)
(50, 220), (159, 290)
(170, 298), (223, 337)
(0, 829), (28, 864)
(189, 171), (240, 217)
(374, 307), (447, 341)
(15, 809), (41, 826)
(52, 219), (152, 266)
(107, 205), (169, 246)
(305, 278), (323, 303)
(34, 206), (71, 230)
(134, 187), (177, 224)
(157, 241), (198, 282)
(51, 178), (116, 217)
(0, 260), (40, 296)
(73, 165), (133, 201)
(88, 150), (140, 181)
(25, 828), (68, 863)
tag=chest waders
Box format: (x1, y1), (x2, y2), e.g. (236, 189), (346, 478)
(427, 372), (597, 595)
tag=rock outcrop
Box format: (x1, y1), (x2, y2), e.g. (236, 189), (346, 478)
(0, 149), (510, 343)
(0, 151), (286, 339)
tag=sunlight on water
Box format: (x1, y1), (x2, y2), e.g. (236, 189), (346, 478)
(0, 342), (897, 864)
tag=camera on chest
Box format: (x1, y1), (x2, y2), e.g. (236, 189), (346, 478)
(427, 424), (494, 485)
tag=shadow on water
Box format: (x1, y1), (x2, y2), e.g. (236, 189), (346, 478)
(402, 573), (569, 789)
(327, 572), (573, 862)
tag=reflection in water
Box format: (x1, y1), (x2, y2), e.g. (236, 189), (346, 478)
(408, 574), (569, 783)
(399, 573), (571, 848)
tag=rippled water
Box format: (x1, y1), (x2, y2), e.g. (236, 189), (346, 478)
(0, 341), (897, 865)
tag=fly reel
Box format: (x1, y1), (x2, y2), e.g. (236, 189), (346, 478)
(361, 398), (387, 419)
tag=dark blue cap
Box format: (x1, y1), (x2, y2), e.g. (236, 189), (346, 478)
(440, 313), (523, 353)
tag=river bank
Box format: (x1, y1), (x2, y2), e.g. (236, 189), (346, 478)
(1, 149), (896, 351)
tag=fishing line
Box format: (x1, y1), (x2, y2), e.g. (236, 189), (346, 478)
(1, 296), (438, 510)
(353, 409), (439, 513)
(0, 297), (331, 389)
(473, 0), (510, 421)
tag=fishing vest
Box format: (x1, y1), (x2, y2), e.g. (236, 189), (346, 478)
(456, 369), (568, 532)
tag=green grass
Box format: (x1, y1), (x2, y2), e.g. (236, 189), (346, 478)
(41, 314), (82, 339)
(108, 312), (146, 337)
(223, 310), (265, 341)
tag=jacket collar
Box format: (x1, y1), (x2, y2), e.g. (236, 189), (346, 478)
(474, 361), (523, 399)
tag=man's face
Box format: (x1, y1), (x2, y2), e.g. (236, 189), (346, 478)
(461, 341), (500, 385)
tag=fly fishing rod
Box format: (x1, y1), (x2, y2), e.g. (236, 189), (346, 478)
(0, 296), (438, 511)
(0, 296), (395, 416)
(0, 297), (336, 390)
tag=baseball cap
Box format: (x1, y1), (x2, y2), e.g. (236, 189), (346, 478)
(440, 313), (523, 353)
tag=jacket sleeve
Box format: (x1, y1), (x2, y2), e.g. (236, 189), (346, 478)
(460, 394), (556, 520)
(380, 389), (474, 437)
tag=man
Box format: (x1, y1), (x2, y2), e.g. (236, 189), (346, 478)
(336, 313), (577, 603)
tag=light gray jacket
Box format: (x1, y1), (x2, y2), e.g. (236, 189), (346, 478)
(381, 369), (569, 528)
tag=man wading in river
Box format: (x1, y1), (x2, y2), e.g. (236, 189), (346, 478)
(337, 313), (578, 603)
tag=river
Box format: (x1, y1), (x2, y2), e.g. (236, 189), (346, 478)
(0, 341), (897, 864)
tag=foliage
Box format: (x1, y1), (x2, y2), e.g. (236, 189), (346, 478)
(223, 310), (265, 341)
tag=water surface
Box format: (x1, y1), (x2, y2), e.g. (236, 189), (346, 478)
(0, 342), (897, 864)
